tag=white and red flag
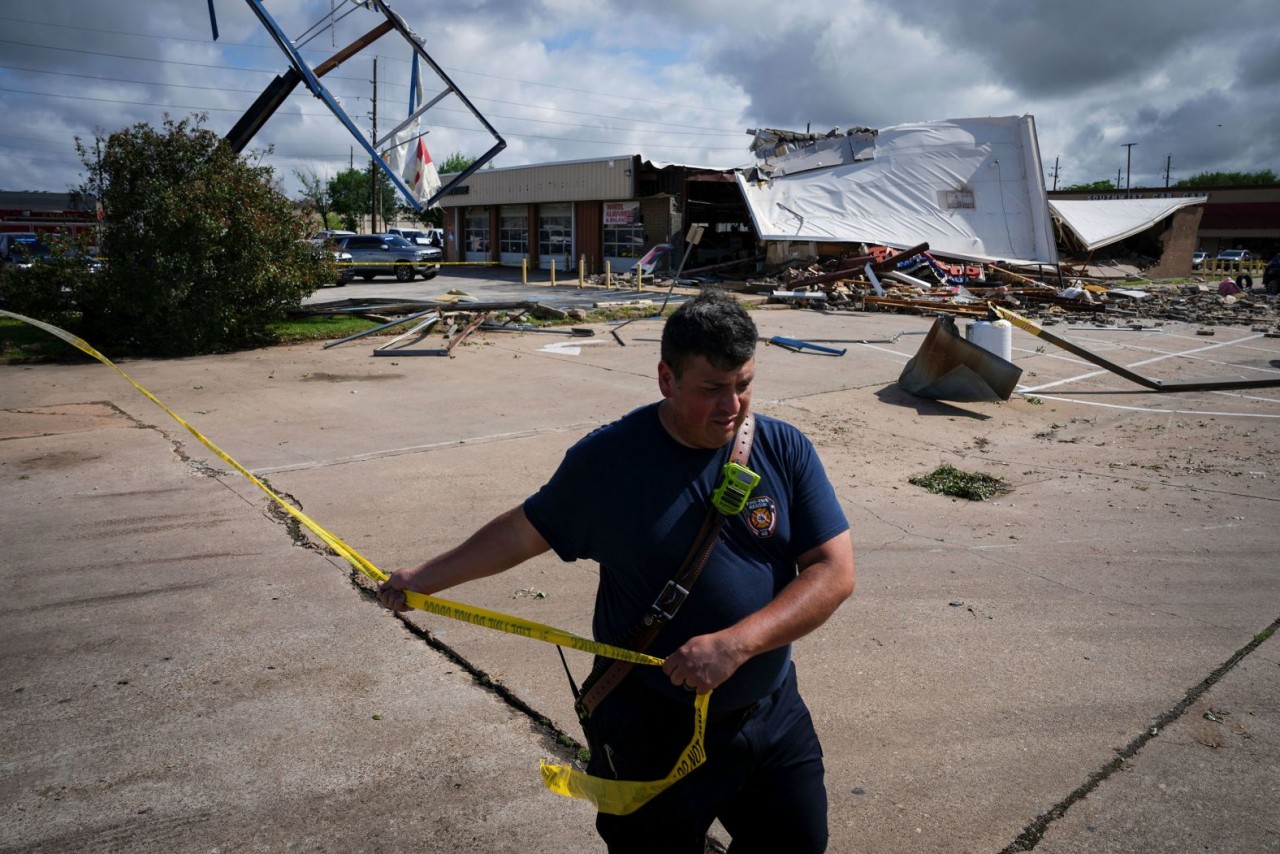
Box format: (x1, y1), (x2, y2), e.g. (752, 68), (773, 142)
(405, 135), (441, 202)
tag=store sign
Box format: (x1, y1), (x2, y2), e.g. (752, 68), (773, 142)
(604, 201), (638, 225)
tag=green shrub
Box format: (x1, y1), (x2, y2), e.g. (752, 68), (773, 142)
(0, 233), (95, 329)
(73, 115), (327, 356)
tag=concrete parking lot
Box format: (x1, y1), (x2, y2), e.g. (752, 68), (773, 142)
(3, 271), (1278, 852)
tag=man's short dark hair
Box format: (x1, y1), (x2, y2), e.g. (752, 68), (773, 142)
(661, 289), (757, 377)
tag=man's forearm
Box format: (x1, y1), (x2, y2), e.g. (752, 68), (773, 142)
(388, 505), (550, 596)
(662, 530), (855, 691)
(721, 534), (855, 661)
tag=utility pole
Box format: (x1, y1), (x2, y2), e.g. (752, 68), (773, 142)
(1163, 154), (1172, 188)
(1049, 156), (1060, 191)
(1116, 168), (1122, 190)
(1122, 142), (1137, 196)
(370, 57), (378, 234)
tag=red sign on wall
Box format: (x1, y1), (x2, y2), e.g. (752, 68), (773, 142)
(603, 201), (638, 226)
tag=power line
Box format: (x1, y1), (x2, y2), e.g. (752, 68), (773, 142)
(0, 64), (743, 139)
(0, 85), (748, 152)
(0, 16), (748, 117)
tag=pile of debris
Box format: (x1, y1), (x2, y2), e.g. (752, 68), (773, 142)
(301, 297), (596, 357)
(740, 244), (1280, 331)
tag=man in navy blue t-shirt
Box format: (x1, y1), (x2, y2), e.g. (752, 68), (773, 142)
(380, 290), (855, 853)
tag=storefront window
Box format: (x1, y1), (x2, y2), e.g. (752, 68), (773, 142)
(539, 203), (572, 268)
(498, 206), (528, 256)
(464, 207), (490, 259)
(603, 201), (644, 260)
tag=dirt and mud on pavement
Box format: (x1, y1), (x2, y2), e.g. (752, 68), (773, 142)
(3, 277), (1278, 853)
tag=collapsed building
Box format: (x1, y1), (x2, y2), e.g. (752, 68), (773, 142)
(432, 116), (1274, 303)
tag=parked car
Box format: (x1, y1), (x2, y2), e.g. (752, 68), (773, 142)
(1192, 250), (1208, 269)
(312, 229), (355, 244)
(1264, 253), (1280, 295)
(1216, 249), (1253, 264)
(331, 233), (441, 281)
(386, 227), (443, 248)
(301, 238), (355, 286)
(1, 231), (102, 273)
(0, 232), (47, 267)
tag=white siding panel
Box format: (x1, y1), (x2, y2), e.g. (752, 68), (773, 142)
(439, 157), (634, 207)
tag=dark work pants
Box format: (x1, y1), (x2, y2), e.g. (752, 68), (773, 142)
(587, 663), (828, 854)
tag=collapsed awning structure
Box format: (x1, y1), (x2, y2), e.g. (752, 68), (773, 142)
(1048, 197), (1205, 252)
(735, 116), (1058, 266)
(218, 0), (505, 210)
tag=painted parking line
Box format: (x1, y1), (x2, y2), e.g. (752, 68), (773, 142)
(1017, 332), (1276, 394)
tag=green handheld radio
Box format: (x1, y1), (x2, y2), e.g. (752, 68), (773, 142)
(711, 461), (761, 516)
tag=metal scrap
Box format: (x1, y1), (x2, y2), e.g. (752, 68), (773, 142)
(993, 306), (1280, 392)
(898, 314), (1023, 402)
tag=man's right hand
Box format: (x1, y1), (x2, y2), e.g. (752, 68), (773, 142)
(377, 571), (411, 613)
(370, 505), (552, 615)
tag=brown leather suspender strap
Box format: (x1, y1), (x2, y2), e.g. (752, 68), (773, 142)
(575, 412), (756, 723)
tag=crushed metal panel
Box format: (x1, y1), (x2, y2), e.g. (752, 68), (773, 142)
(232, 0), (505, 210)
(899, 315), (1022, 402)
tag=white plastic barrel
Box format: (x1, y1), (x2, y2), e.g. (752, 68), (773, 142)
(966, 319), (1013, 363)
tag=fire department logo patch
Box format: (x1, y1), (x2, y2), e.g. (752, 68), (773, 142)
(744, 496), (777, 538)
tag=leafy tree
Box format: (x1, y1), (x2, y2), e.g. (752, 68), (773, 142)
(440, 151), (477, 175)
(294, 166), (332, 230)
(1059, 179), (1118, 192)
(327, 167), (368, 232)
(65, 114), (325, 356)
(1175, 170), (1277, 188)
(326, 164), (397, 231)
(370, 161), (399, 228)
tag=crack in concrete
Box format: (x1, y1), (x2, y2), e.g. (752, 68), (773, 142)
(345, 573), (586, 759)
(346, 575), (731, 854)
(1000, 615), (1279, 852)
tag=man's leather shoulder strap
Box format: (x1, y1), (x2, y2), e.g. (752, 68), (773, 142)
(575, 412), (755, 722)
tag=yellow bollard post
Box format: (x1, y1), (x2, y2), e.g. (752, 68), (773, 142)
(637, 265), (643, 292)
(522, 257), (528, 286)
(550, 258), (556, 287)
(579, 255), (585, 288)
(606, 260), (612, 289)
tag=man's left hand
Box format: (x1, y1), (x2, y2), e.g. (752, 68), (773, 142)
(661, 632), (746, 694)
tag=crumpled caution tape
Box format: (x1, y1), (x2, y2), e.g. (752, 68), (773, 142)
(540, 691), (710, 815)
(3, 308), (708, 814)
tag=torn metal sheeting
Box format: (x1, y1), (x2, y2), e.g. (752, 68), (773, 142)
(992, 306), (1280, 393)
(898, 315), (1023, 402)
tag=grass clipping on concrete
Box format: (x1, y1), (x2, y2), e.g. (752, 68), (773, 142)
(909, 463), (1011, 501)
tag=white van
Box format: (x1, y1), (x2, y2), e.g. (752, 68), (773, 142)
(387, 227), (444, 248)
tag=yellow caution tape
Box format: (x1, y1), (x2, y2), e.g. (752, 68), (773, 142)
(1, 308), (707, 814)
(540, 691), (709, 815)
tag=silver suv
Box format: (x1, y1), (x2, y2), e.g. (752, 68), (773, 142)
(333, 234), (441, 282)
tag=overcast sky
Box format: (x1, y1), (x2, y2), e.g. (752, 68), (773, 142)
(1, 0), (1276, 201)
